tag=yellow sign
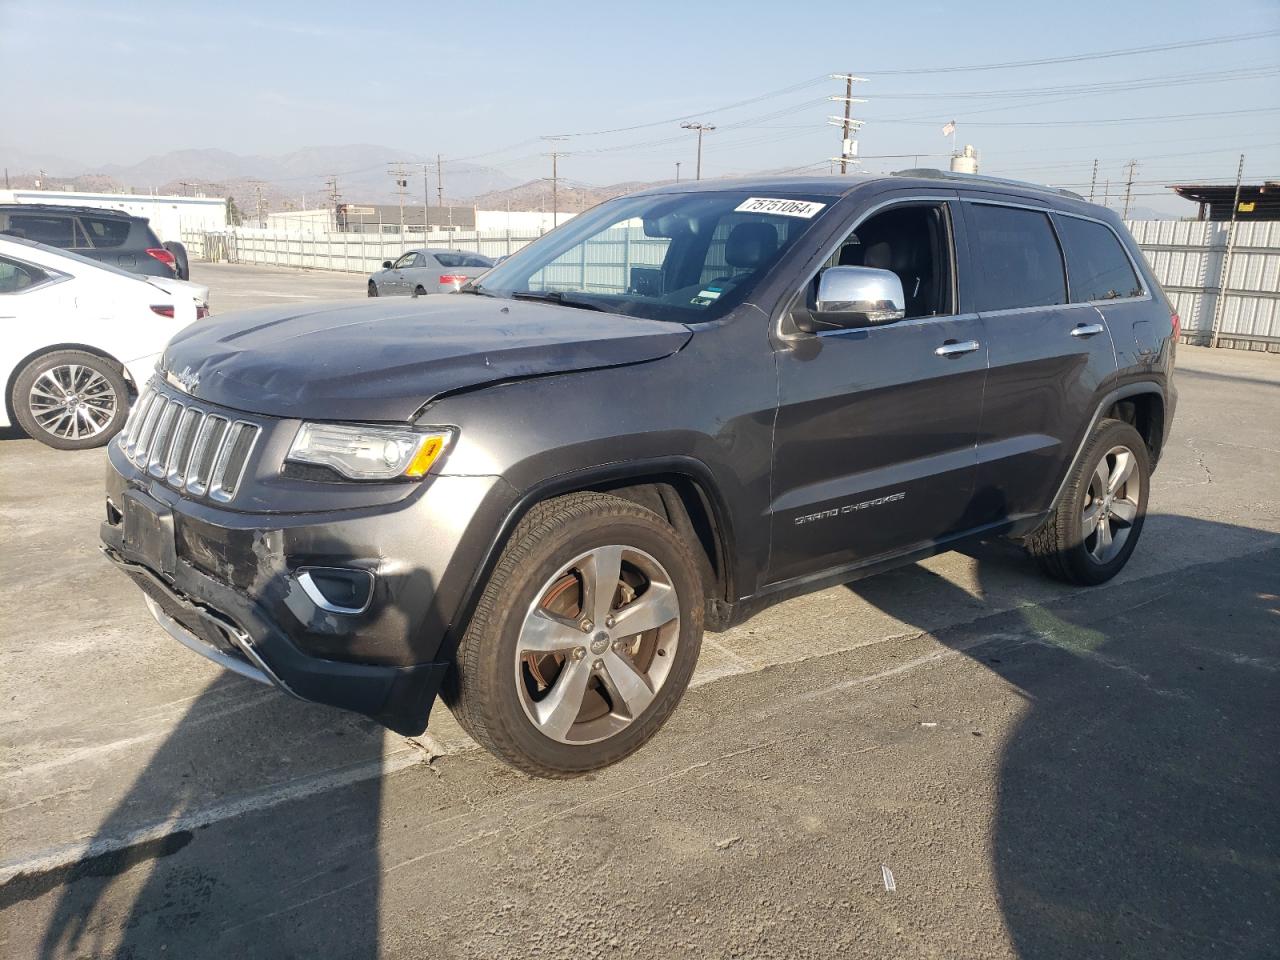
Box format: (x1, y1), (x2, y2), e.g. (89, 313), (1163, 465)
(1239, 201), (1256, 212)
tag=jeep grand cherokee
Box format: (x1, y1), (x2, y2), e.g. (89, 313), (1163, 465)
(101, 171), (1177, 777)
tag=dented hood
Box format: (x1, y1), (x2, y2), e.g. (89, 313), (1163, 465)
(161, 296), (692, 421)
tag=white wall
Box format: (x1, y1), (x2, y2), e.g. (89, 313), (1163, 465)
(474, 209), (575, 232)
(0, 189), (226, 241)
(264, 208), (334, 231)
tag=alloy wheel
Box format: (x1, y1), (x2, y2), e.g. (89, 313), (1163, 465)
(27, 364), (118, 441)
(1081, 444), (1142, 564)
(515, 545), (681, 745)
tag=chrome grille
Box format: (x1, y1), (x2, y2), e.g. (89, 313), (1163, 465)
(121, 383), (260, 503)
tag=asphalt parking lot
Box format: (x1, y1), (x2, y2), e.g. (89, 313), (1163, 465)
(1, 262), (1277, 959)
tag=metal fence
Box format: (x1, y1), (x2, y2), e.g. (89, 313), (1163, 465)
(182, 220), (1280, 351)
(1125, 219), (1279, 352)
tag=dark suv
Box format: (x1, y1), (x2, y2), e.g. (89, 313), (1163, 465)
(0, 204), (184, 279)
(101, 171), (1177, 776)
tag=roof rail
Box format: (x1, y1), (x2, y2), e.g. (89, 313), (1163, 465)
(890, 167), (1085, 202)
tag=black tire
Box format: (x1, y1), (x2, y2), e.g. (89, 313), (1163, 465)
(163, 241), (189, 280)
(1027, 418), (1150, 585)
(11, 350), (130, 450)
(444, 492), (704, 778)
(367, 281), (379, 297)
(412, 285), (426, 298)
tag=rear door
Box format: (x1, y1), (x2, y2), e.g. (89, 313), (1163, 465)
(6, 213), (80, 250)
(767, 194), (988, 584)
(964, 198), (1119, 524)
(1053, 212), (1160, 369)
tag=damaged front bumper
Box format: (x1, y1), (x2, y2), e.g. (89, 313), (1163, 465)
(101, 440), (514, 734)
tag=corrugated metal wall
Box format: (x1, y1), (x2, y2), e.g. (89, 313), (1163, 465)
(1126, 219), (1280, 351)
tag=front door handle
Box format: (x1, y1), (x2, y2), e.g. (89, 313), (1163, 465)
(1070, 322), (1106, 338)
(934, 339), (980, 358)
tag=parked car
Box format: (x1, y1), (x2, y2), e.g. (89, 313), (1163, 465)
(1, 236), (207, 449)
(367, 248), (495, 296)
(0, 203), (188, 279)
(101, 171), (1177, 777)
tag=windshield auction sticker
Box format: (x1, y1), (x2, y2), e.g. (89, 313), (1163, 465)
(734, 198), (826, 218)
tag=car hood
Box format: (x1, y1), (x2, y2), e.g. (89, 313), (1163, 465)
(160, 296), (692, 421)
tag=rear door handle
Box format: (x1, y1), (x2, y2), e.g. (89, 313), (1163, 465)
(1070, 323), (1106, 338)
(934, 339), (980, 358)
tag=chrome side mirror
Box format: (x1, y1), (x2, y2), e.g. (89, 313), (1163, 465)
(806, 266), (906, 331)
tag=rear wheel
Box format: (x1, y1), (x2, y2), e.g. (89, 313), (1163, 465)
(1027, 418), (1149, 585)
(11, 350), (129, 450)
(412, 285), (426, 298)
(445, 492), (704, 777)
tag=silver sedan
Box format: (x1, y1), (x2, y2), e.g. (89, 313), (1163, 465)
(367, 248), (495, 297)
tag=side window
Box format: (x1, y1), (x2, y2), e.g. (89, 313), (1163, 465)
(78, 216), (132, 249)
(1056, 215), (1143, 302)
(823, 202), (955, 319)
(8, 215), (77, 248)
(967, 204), (1066, 312)
(393, 253), (419, 269)
(0, 256), (48, 294)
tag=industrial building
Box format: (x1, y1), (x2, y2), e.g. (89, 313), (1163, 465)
(1172, 182), (1280, 221)
(0, 188), (226, 241)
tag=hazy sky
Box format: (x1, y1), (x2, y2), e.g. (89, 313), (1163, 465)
(2, 0), (1278, 213)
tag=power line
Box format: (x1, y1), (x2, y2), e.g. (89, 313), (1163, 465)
(858, 29), (1280, 75)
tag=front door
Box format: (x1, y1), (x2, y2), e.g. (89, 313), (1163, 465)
(767, 196), (987, 585)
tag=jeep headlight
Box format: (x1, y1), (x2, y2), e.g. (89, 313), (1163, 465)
(287, 423), (453, 480)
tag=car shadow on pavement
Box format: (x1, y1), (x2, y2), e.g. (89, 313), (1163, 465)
(847, 514), (1279, 959)
(25, 672), (390, 960)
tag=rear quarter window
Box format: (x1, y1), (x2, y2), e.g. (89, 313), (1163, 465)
(967, 203), (1067, 312)
(1056, 215), (1144, 301)
(78, 215), (133, 248)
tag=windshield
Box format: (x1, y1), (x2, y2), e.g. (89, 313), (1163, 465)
(472, 190), (834, 322)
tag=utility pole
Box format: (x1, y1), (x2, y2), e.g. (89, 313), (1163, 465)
(1210, 153), (1246, 349)
(422, 163), (431, 236)
(1102, 179), (1110, 209)
(675, 162), (681, 183)
(1122, 160), (1138, 219)
(828, 73), (868, 174)
(388, 165), (409, 234)
(251, 180), (267, 227)
(680, 122), (715, 180)
(541, 135), (569, 226)
(435, 154), (445, 226)
(325, 175), (341, 231)
(1088, 158), (1099, 202)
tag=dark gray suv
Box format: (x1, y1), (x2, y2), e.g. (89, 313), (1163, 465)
(100, 171), (1177, 776)
(0, 204), (184, 279)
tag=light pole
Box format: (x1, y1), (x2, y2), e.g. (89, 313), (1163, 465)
(680, 122), (715, 180)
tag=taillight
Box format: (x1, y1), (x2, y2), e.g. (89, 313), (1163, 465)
(151, 304), (175, 318)
(439, 274), (467, 286)
(196, 305), (210, 319)
(1171, 310), (1181, 341)
(146, 248), (177, 269)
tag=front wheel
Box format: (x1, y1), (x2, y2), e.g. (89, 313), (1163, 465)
(1026, 418), (1150, 585)
(367, 280), (379, 297)
(11, 350), (130, 450)
(444, 492), (704, 777)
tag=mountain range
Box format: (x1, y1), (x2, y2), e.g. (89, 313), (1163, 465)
(0, 144), (519, 209)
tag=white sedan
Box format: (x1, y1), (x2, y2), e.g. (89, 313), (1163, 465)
(0, 236), (209, 449)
